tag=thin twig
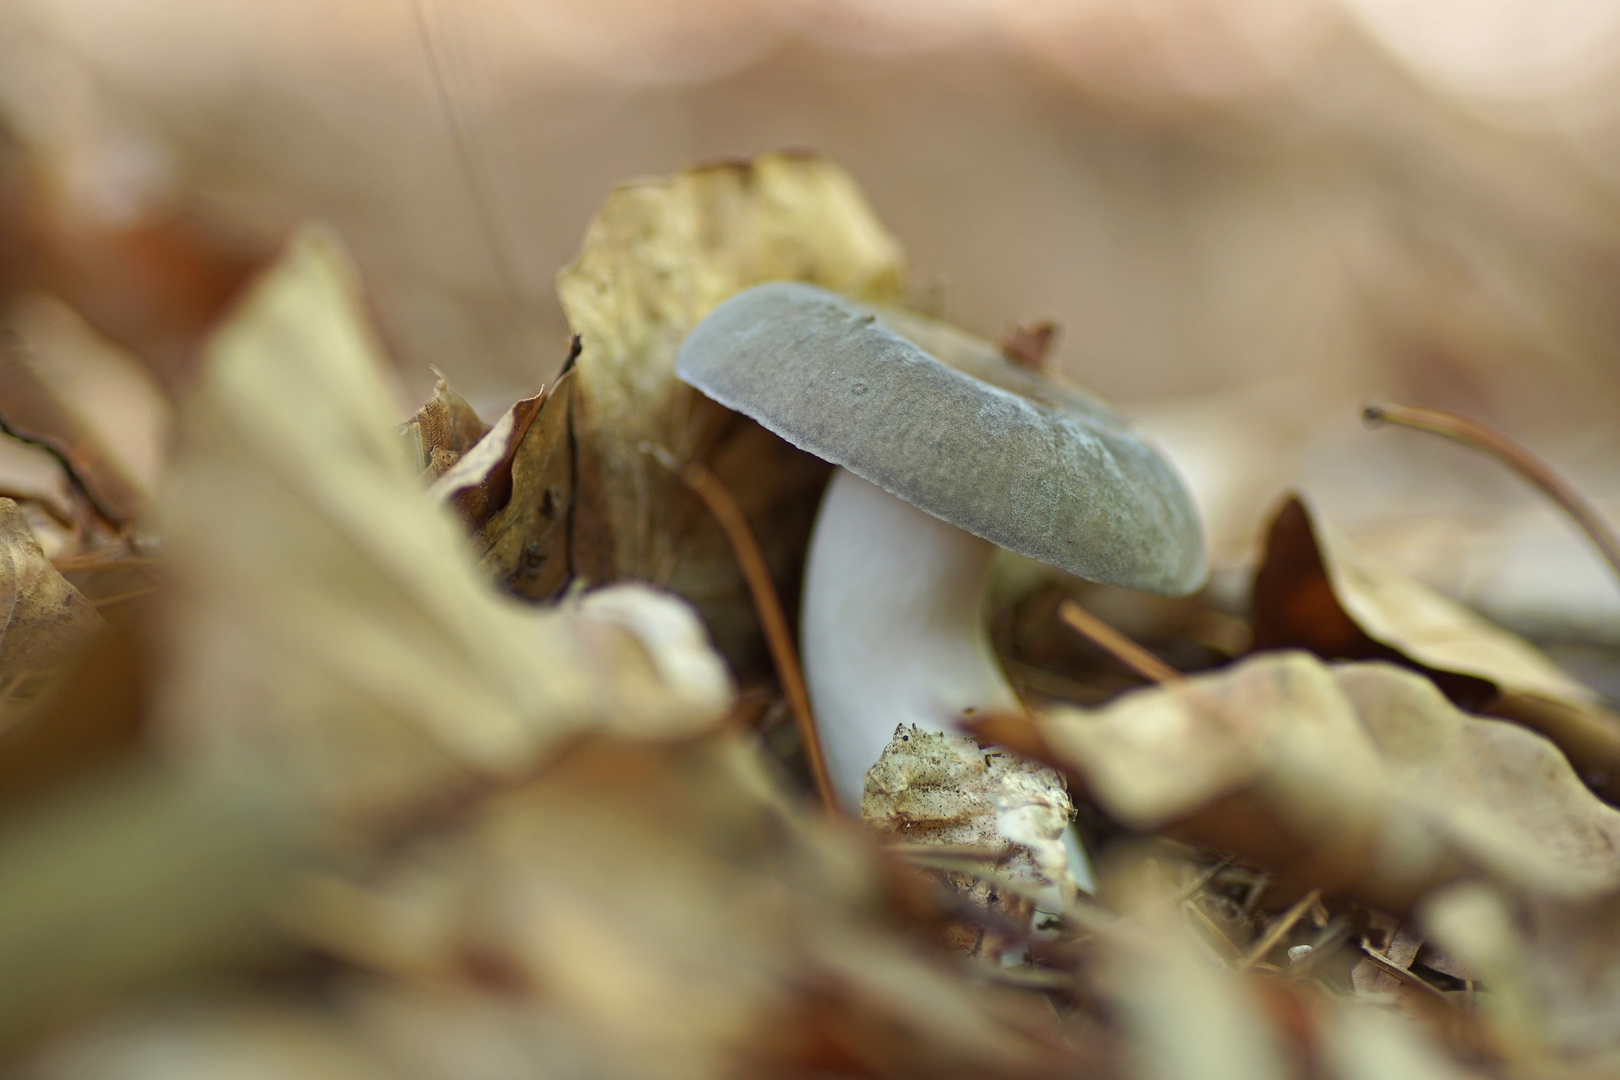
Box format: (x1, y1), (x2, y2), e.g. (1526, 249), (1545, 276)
(49, 553), (158, 572)
(1359, 937), (1452, 1002)
(88, 587), (159, 610)
(1171, 857), (1232, 904)
(893, 849), (1112, 931)
(1183, 899), (1242, 964)
(1239, 871), (1271, 918)
(1364, 401), (1620, 588)
(644, 443), (837, 811)
(1058, 600), (1182, 685)
(1237, 888), (1320, 971)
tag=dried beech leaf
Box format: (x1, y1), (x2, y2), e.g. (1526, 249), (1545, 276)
(470, 371), (573, 600)
(1025, 652), (1620, 908)
(0, 497), (103, 715)
(0, 332), (145, 531)
(159, 227), (733, 819)
(1254, 493), (1620, 801)
(280, 737), (1066, 1080)
(1255, 494), (1589, 700)
(557, 151), (903, 663)
(426, 388), (543, 528)
(0, 432), (79, 537)
(400, 370), (488, 479)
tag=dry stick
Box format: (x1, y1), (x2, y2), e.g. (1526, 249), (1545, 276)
(88, 587), (159, 610)
(1170, 857), (1233, 905)
(1183, 899), (1243, 964)
(644, 444), (837, 811)
(1364, 401), (1620, 587)
(1237, 888), (1320, 971)
(1358, 938), (1452, 1002)
(1058, 600), (1182, 685)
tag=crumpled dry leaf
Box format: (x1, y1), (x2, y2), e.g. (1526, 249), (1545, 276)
(1253, 493), (1620, 802)
(557, 151), (904, 665)
(0, 327), (146, 533)
(269, 737), (1072, 1080)
(426, 388), (542, 526)
(400, 369), (488, 480)
(465, 372), (574, 601)
(157, 226), (733, 820)
(862, 726), (1075, 950)
(986, 652), (1620, 911)
(415, 357), (577, 602)
(0, 430), (80, 556)
(5, 293), (171, 498)
(0, 496), (102, 718)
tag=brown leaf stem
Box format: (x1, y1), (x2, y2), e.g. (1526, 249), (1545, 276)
(1363, 401), (1620, 589)
(644, 443), (837, 812)
(1058, 600), (1182, 685)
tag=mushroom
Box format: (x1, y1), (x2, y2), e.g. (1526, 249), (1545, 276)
(675, 282), (1206, 819)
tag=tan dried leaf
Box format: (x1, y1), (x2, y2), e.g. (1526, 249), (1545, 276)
(1096, 856), (1291, 1080)
(0, 331), (145, 532)
(281, 736), (1067, 1080)
(557, 151), (903, 663)
(158, 227), (733, 820)
(427, 388), (543, 528)
(469, 372), (573, 601)
(1253, 494), (1620, 802)
(0, 497), (103, 715)
(1013, 652), (1620, 909)
(0, 767), (301, 1050)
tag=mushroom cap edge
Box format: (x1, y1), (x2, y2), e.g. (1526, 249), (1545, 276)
(674, 281), (1207, 597)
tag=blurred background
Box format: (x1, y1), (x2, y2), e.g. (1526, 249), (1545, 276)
(7, 0), (1620, 640)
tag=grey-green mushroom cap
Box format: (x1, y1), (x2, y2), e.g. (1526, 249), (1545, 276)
(675, 281), (1207, 596)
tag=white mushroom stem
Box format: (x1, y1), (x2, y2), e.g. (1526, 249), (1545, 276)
(802, 469), (1096, 892)
(802, 469), (1019, 809)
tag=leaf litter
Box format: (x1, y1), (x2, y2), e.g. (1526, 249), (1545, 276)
(2, 149), (1620, 1079)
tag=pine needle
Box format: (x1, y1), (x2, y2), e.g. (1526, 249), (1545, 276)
(1058, 600), (1182, 685)
(644, 443), (837, 812)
